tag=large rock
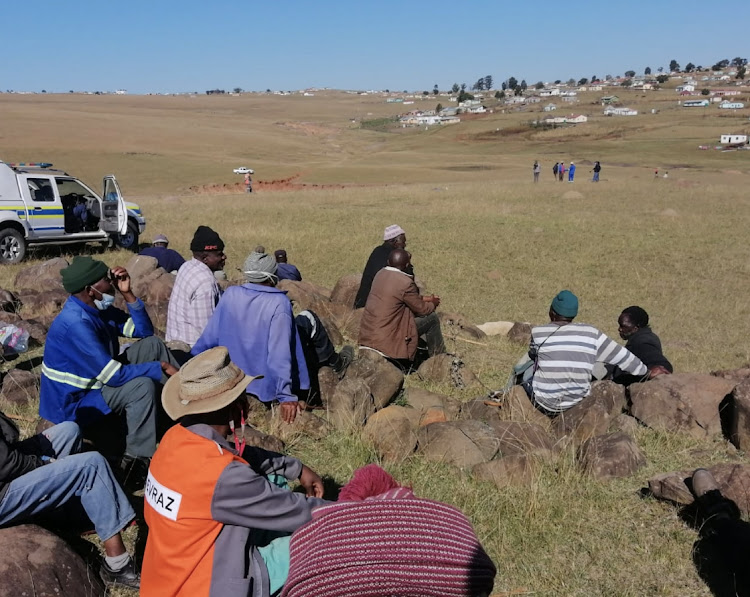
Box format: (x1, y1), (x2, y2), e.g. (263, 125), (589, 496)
(317, 366), (339, 405)
(270, 410), (330, 441)
(0, 288), (20, 313)
(277, 280), (331, 311)
(125, 255), (174, 304)
(16, 318), (49, 346)
(337, 308), (363, 342)
(630, 374), (735, 439)
(492, 386), (553, 431)
(507, 322), (532, 345)
(125, 254), (159, 286)
(460, 398), (501, 423)
(317, 314), (344, 347)
(347, 350), (403, 409)
(648, 463), (750, 515)
(712, 366), (750, 384)
(554, 381), (626, 443)
(418, 420), (500, 468)
(578, 431), (646, 480)
(18, 289), (68, 319)
(487, 420), (557, 459)
(327, 377), (375, 430)
(239, 426), (285, 453)
(405, 387), (460, 421)
(145, 302), (170, 336)
(0, 524), (105, 597)
(729, 378), (750, 449)
(473, 454), (536, 489)
(330, 273), (362, 307)
(363, 405), (418, 461)
(438, 311), (486, 341)
(416, 354), (480, 390)
(14, 257), (68, 292)
(0, 369), (39, 406)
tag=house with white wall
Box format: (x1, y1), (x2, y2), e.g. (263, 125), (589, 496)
(720, 134), (748, 144)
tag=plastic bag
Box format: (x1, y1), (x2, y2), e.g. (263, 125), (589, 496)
(0, 325), (29, 354)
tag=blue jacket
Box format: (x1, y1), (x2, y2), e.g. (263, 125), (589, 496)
(40, 296), (162, 425)
(139, 246), (186, 273)
(276, 262), (302, 282)
(192, 284), (309, 403)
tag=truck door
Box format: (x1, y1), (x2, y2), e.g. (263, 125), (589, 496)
(19, 176), (65, 237)
(102, 176), (128, 235)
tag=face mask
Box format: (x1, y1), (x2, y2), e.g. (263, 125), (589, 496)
(92, 288), (116, 311)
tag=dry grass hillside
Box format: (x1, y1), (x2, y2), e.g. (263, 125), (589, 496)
(1, 85), (749, 595)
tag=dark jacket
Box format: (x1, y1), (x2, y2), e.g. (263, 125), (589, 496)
(0, 412), (43, 500)
(139, 246), (186, 273)
(353, 243), (393, 308)
(613, 327), (673, 385)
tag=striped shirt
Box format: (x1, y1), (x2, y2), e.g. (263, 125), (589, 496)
(530, 322), (646, 413)
(166, 259), (221, 347)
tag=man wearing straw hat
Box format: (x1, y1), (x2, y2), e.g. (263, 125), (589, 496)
(141, 347), (326, 597)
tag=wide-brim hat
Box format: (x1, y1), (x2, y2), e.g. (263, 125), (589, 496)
(162, 347), (260, 420)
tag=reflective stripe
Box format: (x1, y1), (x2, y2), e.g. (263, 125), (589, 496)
(97, 359), (122, 384)
(41, 363), (103, 390)
(123, 318), (136, 338)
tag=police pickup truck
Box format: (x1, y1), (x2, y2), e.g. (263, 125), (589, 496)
(0, 161), (146, 264)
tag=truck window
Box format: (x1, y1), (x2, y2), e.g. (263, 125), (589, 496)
(56, 178), (96, 202)
(27, 178), (55, 202)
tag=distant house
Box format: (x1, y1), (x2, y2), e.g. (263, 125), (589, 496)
(714, 89), (742, 96)
(567, 114), (588, 123)
(544, 117), (567, 124)
(543, 104), (557, 112)
(525, 96), (541, 103)
(683, 99), (710, 107)
(560, 90), (577, 97)
(589, 85), (603, 92)
(562, 96), (577, 103)
(539, 88), (560, 97)
(463, 104), (486, 114)
(719, 101), (745, 109)
(632, 82), (654, 91)
(600, 95), (620, 105)
(675, 84), (695, 93)
(386, 98), (404, 103)
(504, 96), (525, 105)
(604, 106), (637, 116)
(439, 107), (459, 117)
(720, 134), (748, 144)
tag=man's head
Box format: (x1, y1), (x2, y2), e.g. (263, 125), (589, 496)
(190, 226), (226, 272)
(61, 256), (119, 307)
(383, 224), (406, 249)
(163, 347), (258, 431)
(254, 245), (266, 254)
(153, 234), (169, 247)
(618, 306), (649, 340)
(243, 251), (278, 286)
(274, 249), (287, 264)
(549, 290), (578, 322)
(387, 248), (411, 272)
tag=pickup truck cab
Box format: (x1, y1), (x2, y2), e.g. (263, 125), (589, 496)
(0, 160), (146, 264)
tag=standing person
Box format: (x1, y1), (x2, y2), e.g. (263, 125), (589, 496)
(166, 226), (226, 348)
(533, 160), (541, 183)
(244, 171), (253, 193)
(139, 234), (185, 274)
(592, 161), (601, 182)
(274, 249), (302, 282)
(353, 224), (407, 309)
(558, 162), (566, 181)
(552, 162), (559, 179)
(141, 347), (327, 597)
(568, 162), (576, 182)
(654, 169), (659, 179)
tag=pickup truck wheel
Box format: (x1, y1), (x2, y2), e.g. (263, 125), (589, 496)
(117, 220), (139, 252)
(0, 229), (26, 264)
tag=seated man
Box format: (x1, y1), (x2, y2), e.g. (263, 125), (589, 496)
(274, 249), (302, 282)
(613, 305), (673, 385)
(358, 249), (445, 370)
(40, 256), (180, 473)
(0, 412), (139, 588)
(139, 234), (186, 274)
(141, 347), (326, 597)
(523, 290), (663, 415)
(353, 224), (407, 309)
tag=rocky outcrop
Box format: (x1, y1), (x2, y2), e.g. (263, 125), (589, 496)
(507, 322), (532, 345)
(418, 420), (500, 468)
(330, 273), (362, 307)
(416, 354), (480, 390)
(437, 312), (486, 341)
(578, 431), (646, 480)
(363, 405), (418, 462)
(14, 258), (68, 292)
(487, 420), (557, 459)
(346, 350), (403, 410)
(729, 378), (750, 449)
(328, 377), (375, 430)
(472, 454), (537, 489)
(554, 381), (625, 443)
(0, 369), (40, 406)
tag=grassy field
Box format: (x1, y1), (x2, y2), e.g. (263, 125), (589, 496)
(1, 85), (750, 595)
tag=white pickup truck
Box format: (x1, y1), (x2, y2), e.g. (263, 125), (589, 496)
(0, 161), (146, 264)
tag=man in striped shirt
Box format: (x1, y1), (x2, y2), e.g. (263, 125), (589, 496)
(526, 290), (656, 414)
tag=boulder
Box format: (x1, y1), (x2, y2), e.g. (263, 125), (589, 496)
(437, 311), (486, 341)
(0, 524), (105, 597)
(492, 386), (553, 431)
(18, 289), (68, 319)
(472, 454), (536, 489)
(609, 413), (640, 434)
(712, 366), (750, 384)
(729, 378), (750, 449)
(317, 366), (339, 405)
(0, 288), (20, 313)
(630, 374), (735, 439)
(486, 420), (557, 459)
(124, 254), (159, 287)
(271, 410), (330, 441)
(507, 322), (532, 345)
(145, 302), (170, 336)
(578, 431), (646, 480)
(0, 312), (21, 325)
(239, 426), (285, 453)
(363, 405), (418, 461)
(337, 308), (363, 342)
(554, 381), (626, 443)
(125, 255), (175, 304)
(419, 406), (448, 426)
(330, 273), (362, 307)
(0, 369), (39, 406)
(327, 377), (375, 430)
(405, 387), (460, 420)
(15, 318), (49, 345)
(416, 354), (480, 390)
(418, 420), (500, 468)
(317, 314), (344, 347)
(477, 321), (515, 337)
(648, 463), (750, 515)
(347, 350), (404, 409)
(460, 398), (500, 423)
(14, 257), (68, 292)
(277, 280), (331, 311)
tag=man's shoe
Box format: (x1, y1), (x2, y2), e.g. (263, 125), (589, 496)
(118, 454), (150, 493)
(692, 468), (720, 498)
(99, 559), (141, 589)
(332, 345), (354, 377)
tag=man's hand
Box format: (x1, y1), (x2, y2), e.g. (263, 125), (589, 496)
(423, 294), (441, 308)
(111, 267), (136, 302)
(279, 401), (300, 424)
(299, 465), (324, 498)
(161, 362), (179, 376)
(648, 366), (671, 379)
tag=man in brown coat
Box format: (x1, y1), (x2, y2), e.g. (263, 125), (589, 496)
(358, 249), (446, 368)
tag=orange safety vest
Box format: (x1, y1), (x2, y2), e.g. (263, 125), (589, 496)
(141, 424), (247, 597)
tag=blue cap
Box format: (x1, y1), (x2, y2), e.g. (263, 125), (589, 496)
(551, 290), (578, 318)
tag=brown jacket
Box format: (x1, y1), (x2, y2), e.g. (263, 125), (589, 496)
(358, 267), (435, 360)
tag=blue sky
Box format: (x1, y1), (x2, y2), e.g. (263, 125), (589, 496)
(3, 0), (748, 93)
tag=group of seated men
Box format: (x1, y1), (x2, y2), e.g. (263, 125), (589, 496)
(0, 222), (673, 595)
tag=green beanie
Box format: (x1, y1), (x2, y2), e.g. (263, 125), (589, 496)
(550, 290), (578, 318)
(61, 256), (109, 293)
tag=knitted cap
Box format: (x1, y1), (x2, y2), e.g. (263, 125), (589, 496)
(243, 252), (278, 283)
(383, 224), (405, 241)
(190, 226), (224, 252)
(61, 256), (110, 293)
(274, 249), (287, 260)
(551, 289), (578, 318)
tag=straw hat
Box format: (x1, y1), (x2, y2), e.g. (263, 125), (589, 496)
(162, 347), (259, 420)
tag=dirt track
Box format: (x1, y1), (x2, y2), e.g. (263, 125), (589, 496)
(187, 174), (348, 194)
